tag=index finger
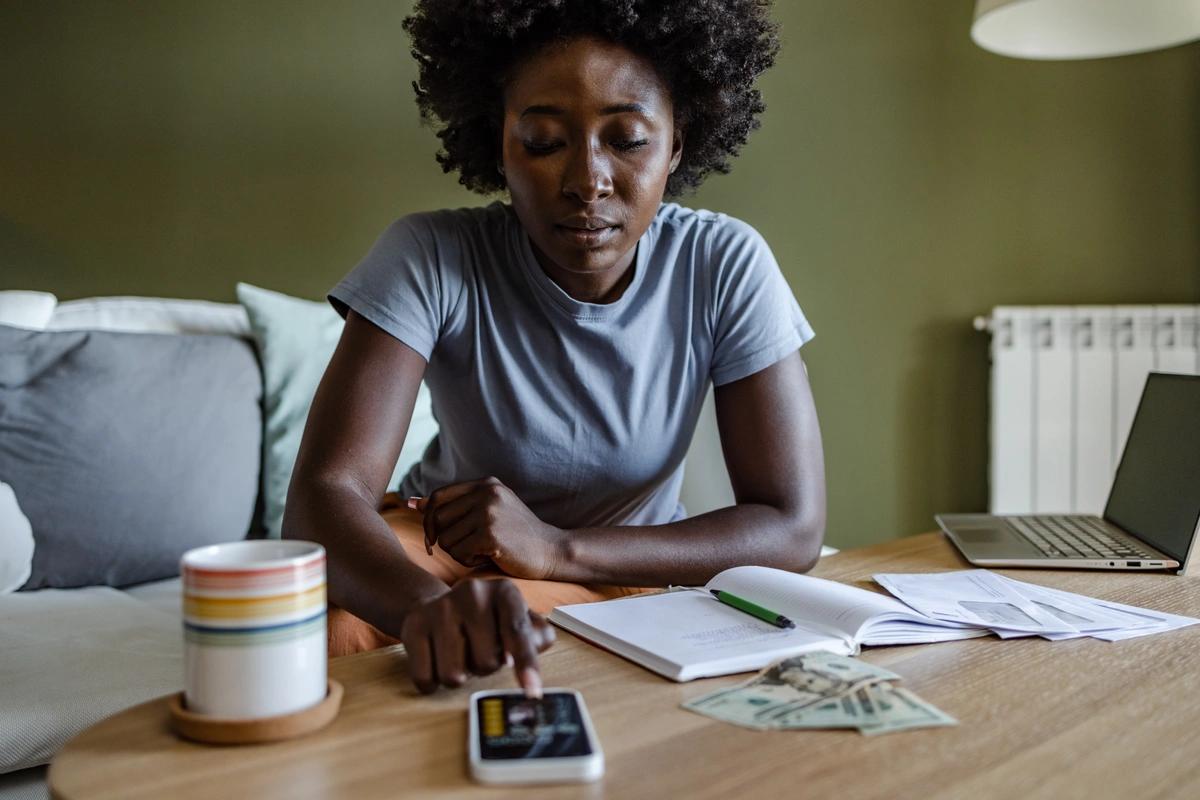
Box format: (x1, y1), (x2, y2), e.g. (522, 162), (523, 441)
(492, 581), (543, 699)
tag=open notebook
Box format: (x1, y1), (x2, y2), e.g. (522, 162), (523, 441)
(549, 565), (986, 681)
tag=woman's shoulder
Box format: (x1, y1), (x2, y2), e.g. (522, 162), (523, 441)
(379, 201), (512, 246)
(650, 203), (773, 278)
(340, 204), (512, 303)
(332, 205), (515, 355)
(651, 203), (768, 249)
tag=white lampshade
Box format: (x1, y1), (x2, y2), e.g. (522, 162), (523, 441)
(973, 0), (1200, 60)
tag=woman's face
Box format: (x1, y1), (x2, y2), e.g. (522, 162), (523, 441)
(501, 36), (683, 298)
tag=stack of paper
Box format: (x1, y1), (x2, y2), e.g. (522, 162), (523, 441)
(872, 570), (1199, 641)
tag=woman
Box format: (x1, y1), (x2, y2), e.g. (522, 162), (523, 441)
(284, 0), (825, 698)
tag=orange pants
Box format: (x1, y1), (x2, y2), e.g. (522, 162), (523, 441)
(327, 494), (648, 657)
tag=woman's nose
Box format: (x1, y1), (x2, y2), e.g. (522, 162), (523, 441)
(561, 145), (613, 204)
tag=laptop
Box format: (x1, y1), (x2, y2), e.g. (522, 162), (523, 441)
(937, 372), (1200, 575)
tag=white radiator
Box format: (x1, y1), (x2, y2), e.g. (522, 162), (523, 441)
(981, 305), (1200, 515)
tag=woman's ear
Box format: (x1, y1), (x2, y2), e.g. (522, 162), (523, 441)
(669, 128), (685, 174)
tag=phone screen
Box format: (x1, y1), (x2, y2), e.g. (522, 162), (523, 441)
(476, 692), (593, 760)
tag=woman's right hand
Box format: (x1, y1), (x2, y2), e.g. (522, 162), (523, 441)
(398, 577), (555, 696)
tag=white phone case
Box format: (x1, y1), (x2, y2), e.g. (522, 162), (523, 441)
(468, 688), (604, 784)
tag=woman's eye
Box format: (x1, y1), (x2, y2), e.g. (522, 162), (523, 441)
(613, 139), (649, 153)
(523, 140), (561, 155)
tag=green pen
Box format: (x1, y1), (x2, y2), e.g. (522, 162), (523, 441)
(709, 589), (796, 629)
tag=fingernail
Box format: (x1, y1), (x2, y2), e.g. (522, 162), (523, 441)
(520, 667), (542, 699)
(406, 496), (421, 510)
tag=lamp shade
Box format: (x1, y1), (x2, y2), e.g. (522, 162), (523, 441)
(973, 0), (1200, 60)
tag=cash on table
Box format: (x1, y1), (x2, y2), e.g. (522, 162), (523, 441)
(683, 651), (955, 735)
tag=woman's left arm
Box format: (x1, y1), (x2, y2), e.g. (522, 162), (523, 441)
(421, 350), (825, 586)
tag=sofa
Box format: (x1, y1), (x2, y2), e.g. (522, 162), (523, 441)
(0, 287), (749, 800)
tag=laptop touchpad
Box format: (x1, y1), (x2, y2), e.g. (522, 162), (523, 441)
(955, 527), (1042, 557)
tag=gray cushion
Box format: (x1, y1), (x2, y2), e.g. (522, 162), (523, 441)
(0, 766), (48, 800)
(0, 325), (262, 589)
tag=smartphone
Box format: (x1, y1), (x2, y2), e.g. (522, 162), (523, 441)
(467, 688), (604, 784)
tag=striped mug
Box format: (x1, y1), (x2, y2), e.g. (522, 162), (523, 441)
(181, 540), (327, 718)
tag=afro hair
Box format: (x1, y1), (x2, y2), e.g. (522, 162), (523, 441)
(402, 0), (781, 197)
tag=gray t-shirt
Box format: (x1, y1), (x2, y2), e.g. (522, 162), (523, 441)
(329, 201), (813, 529)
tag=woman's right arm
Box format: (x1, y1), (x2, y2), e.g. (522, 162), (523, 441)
(282, 311), (552, 694)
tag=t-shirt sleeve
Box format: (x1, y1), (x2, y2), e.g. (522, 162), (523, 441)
(708, 216), (815, 386)
(327, 213), (462, 361)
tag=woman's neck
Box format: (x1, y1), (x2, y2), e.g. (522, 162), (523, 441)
(528, 240), (637, 304)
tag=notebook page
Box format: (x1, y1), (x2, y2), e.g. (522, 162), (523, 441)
(552, 590), (843, 674)
(706, 566), (937, 641)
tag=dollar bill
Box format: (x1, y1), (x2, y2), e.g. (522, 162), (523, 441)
(760, 683), (882, 730)
(786, 650), (901, 686)
(682, 651), (896, 730)
(682, 651), (956, 735)
(858, 685), (958, 736)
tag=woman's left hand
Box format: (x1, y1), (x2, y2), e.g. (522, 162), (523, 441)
(413, 477), (565, 580)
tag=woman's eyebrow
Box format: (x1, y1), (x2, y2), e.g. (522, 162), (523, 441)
(519, 102), (650, 118)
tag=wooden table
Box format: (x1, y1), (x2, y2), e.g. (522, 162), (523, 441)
(49, 533), (1200, 800)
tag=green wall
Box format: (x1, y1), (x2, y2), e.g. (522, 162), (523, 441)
(3, 1), (1197, 548)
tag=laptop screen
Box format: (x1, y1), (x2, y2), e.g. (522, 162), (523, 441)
(1104, 373), (1200, 563)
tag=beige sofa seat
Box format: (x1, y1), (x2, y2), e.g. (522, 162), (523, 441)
(0, 585), (182, 778)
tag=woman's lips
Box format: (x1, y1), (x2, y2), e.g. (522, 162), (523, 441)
(555, 224), (619, 247)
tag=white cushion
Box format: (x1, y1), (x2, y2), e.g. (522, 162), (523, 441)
(0, 484), (34, 594)
(0, 292), (56, 331)
(46, 296), (250, 337)
(679, 387), (735, 518)
(121, 576), (182, 618)
(0, 587), (181, 773)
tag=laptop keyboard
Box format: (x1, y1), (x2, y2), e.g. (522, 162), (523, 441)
(1009, 515), (1153, 560)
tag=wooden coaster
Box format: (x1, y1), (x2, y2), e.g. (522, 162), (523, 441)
(168, 680), (343, 745)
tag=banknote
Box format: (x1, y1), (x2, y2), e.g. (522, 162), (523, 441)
(759, 683), (882, 730)
(682, 681), (850, 730)
(682, 651), (897, 730)
(765, 682), (958, 735)
(858, 685), (957, 736)
(787, 650), (902, 686)
(682, 651), (956, 735)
